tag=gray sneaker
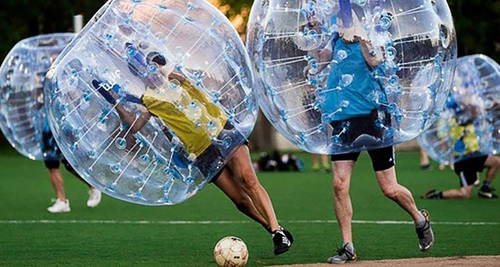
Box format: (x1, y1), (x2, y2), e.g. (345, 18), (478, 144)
(327, 243), (357, 264)
(416, 209), (434, 252)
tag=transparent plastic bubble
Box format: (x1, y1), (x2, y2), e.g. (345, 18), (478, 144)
(0, 33), (74, 160)
(418, 55), (499, 165)
(247, 0), (457, 154)
(44, 0), (257, 205)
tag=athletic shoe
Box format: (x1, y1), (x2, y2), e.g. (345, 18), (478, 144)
(416, 209), (434, 252)
(282, 228), (294, 244)
(421, 189), (442, 199)
(272, 229), (293, 255)
(47, 199), (71, 213)
(420, 164), (432, 170)
(478, 187), (498, 199)
(87, 188), (102, 208)
(327, 243), (357, 264)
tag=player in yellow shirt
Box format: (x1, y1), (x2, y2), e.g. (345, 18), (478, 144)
(422, 117), (499, 199)
(93, 43), (293, 255)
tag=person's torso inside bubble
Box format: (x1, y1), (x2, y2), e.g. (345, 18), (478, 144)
(44, 0), (257, 205)
(418, 55), (500, 165)
(246, 0), (456, 154)
(0, 33), (74, 160)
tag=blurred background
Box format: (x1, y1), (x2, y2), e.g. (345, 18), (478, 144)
(0, 0), (498, 150)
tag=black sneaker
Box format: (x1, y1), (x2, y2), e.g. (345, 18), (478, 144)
(272, 229), (293, 255)
(416, 209), (434, 252)
(478, 187), (498, 199)
(421, 189), (442, 199)
(282, 228), (294, 244)
(420, 164), (432, 170)
(327, 243), (357, 264)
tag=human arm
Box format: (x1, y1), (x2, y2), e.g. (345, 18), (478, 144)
(115, 105), (151, 134)
(355, 36), (382, 68)
(92, 79), (151, 133)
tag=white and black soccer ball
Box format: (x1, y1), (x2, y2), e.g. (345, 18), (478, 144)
(213, 236), (249, 267)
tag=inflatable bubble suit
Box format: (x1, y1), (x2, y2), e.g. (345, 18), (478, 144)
(247, 0), (457, 154)
(418, 55), (500, 165)
(44, 0), (257, 205)
(0, 33), (74, 160)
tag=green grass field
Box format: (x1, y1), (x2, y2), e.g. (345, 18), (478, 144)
(0, 147), (499, 266)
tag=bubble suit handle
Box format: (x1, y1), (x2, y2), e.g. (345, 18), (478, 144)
(246, 0), (457, 154)
(0, 33), (74, 160)
(44, 0), (257, 205)
(418, 54), (500, 165)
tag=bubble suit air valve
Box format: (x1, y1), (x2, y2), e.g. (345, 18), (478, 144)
(0, 33), (74, 160)
(418, 55), (499, 165)
(247, 0), (457, 154)
(44, 0), (257, 205)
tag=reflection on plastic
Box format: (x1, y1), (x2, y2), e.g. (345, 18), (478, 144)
(44, 0), (257, 205)
(418, 55), (499, 164)
(247, 0), (457, 154)
(0, 33), (74, 160)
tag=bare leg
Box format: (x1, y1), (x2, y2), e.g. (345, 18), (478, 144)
(226, 145), (280, 231)
(484, 155), (499, 183)
(332, 160), (355, 243)
(439, 164), (446, 171)
(311, 154), (320, 170)
(322, 155), (331, 170)
(48, 168), (66, 201)
(213, 168), (269, 230)
(375, 167), (423, 222)
(442, 186), (473, 199)
(419, 149), (430, 166)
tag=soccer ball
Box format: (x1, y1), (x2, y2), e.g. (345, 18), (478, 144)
(213, 236), (249, 267)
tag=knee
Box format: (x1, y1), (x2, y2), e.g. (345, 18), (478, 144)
(460, 187), (472, 199)
(333, 176), (349, 196)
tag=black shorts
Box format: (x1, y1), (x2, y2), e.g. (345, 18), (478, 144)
(44, 158), (77, 175)
(453, 155), (488, 187)
(209, 141), (250, 183)
(331, 146), (395, 172)
(330, 109), (391, 145)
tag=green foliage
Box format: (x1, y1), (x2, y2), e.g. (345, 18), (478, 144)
(0, 0), (106, 59)
(448, 0), (500, 61)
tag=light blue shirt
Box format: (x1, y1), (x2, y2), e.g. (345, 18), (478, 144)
(320, 37), (386, 121)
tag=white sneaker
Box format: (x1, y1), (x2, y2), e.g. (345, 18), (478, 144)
(87, 188), (102, 208)
(47, 199), (71, 213)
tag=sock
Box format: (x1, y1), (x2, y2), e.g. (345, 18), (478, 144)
(343, 242), (355, 253)
(415, 216), (426, 228)
(436, 191), (444, 199)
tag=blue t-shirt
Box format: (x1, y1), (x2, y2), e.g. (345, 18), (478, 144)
(320, 37), (386, 121)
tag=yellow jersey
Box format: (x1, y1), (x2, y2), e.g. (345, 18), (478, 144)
(142, 79), (227, 157)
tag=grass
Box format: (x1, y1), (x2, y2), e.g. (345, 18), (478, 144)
(0, 147), (499, 266)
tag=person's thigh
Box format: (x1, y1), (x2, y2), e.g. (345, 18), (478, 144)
(367, 146), (395, 172)
(213, 168), (247, 202)
(485, 155), (500, 168)
(226, 145), (256, 182)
